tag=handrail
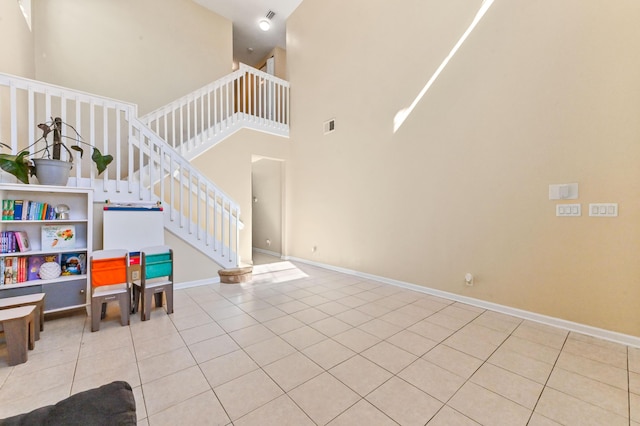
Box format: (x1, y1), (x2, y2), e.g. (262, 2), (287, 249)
(0, 72), (242, 266)
(141, 63), (290, 159)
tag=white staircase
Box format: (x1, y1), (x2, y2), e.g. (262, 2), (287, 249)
(142, 64), (289, 161)
(0, 65), (290, 268)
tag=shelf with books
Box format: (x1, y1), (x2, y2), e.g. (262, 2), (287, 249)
(0, 273), (88, 288)
(0, 183), (93, 313)
(0, 247), (89, 258)
(0, 221), (88, 253)
(0, 219), (89, 223)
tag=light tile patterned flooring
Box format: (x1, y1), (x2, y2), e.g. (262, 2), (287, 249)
(0, 258), (639, 425)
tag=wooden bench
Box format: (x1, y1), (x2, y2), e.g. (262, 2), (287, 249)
(0, 293), (45, 341)
(0, 305), (36, 366)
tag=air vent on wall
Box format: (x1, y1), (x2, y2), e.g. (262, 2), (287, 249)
(323, 119), (335, 135)
(266, 10), (276, 20)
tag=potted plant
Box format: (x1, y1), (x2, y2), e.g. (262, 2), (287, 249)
(0, 117), (113, 185)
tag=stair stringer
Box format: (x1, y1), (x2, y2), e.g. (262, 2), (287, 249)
(79, 177), (241, 268)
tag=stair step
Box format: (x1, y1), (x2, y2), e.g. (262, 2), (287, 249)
(218, 266), (253, 284)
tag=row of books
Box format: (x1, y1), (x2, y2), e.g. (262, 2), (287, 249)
(0, 230), (31, 253)
(3, 257), (28, 285)
(2, 200), (57, 221)
(0, 225), (77, 254)
(1, 253), (86, 285)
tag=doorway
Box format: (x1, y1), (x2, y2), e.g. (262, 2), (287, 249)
(251, 156), (284, 264)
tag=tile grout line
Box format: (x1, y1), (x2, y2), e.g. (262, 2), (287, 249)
(425, 311), (518, 423)
(628, 346), (631, 425)
(525, 331), (569, 425)
(23, 262), (634, 425)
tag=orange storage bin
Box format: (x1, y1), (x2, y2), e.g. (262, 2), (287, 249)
(91, 257), (127, 287)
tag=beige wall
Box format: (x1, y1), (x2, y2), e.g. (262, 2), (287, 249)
(0, 1), (36, 147)
(192, 129), (291, 263)
(252, 158), (284, 254)
(32, 0), (232, 115)
(254, 47), (288, 80)
(164, 232), (220, 283)
(0, 1), (35, 78)
(287, 0), (640, 336)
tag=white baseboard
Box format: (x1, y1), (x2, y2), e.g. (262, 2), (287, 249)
(252, 247), (283, 258)
(284, 256), (640, 348)
(175, 277), (220, 290)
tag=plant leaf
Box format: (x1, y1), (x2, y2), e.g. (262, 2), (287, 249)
(38, 123), (52, 139)
(0, 151), (30, 184)
(91, 148), (113, 175)
(70, 145), (84, 158)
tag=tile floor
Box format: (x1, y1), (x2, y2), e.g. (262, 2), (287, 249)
(0, 257), (638, 425)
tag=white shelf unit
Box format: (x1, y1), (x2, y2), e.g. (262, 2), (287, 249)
(0, 183), (93, 313)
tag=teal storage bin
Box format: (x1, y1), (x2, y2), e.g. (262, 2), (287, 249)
(144, 253), (172, 279)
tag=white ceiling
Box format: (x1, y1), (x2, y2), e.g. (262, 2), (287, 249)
(193, 0), (303, 67)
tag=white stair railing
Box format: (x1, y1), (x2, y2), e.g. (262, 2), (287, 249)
(141, 63), (290, 160)
(0, 72), (241, 267)
(127, 117), (241, 265)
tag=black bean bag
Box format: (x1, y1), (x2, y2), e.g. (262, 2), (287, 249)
(0, 381), (136, 426)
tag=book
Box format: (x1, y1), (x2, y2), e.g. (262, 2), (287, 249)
(3, 257), (11, 284)
(60, 252), (86, 276)
(38, 203), (47, 220)
(10, 256), (17, 283)
(7, 200), (14, 220)
(22, 201), (30, 220)
(13, 200), (24, 220)
(32, 201), (42, 220)
(27, 255), (47, 281)
(1, 231), (17, 253)
(17, 256), (27, 283)
(2, 200), (10, 220)
(8, 231), (16, 252)
(27, 201), (36, 220)
(3, 256), (17, 284)
(41, 224), (76, 249)
(14, 231), (31, 252)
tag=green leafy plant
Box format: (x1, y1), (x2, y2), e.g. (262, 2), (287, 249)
(0, 117), (113, 184)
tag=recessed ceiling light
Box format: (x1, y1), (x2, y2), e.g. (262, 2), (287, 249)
(258, 19), (271, 31)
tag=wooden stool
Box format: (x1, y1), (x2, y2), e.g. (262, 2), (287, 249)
(0, 305), (36, 366)
(0, 293), (45, 341)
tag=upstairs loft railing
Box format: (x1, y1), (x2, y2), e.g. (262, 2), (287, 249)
(141, 63), (290, 160)
(0, 72), (241, 267)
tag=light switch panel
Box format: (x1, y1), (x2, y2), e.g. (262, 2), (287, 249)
(549, 183), (579, 200)
(588, 203), (618, 217)
(556, 204), (581, 217)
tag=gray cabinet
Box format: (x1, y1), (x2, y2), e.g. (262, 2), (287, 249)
(0, 285), (42, 298)
(45, 280), (86, 311)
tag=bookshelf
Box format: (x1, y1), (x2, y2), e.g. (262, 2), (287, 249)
(0, 183), (93, 313)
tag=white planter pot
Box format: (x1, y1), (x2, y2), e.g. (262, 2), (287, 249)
(33, 159), (72, 186)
